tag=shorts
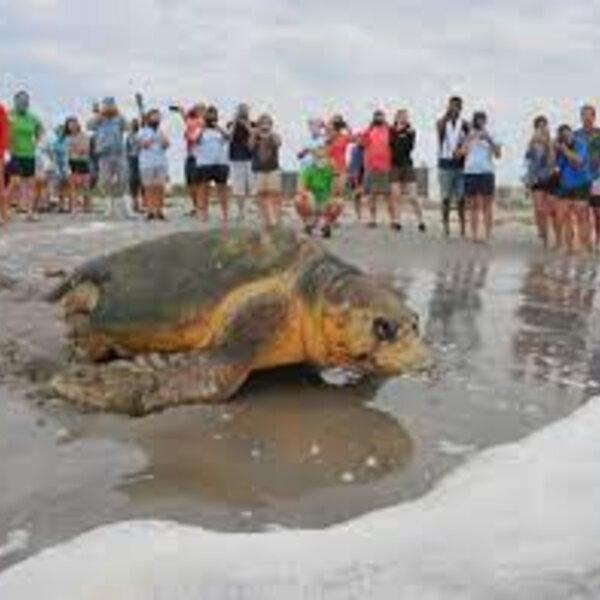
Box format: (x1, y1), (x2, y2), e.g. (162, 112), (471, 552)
(464, 173), (495, 197)
(7, 156), (36, 179)
(530, 181), (555, 193)
(392, 180), (418, 197)
(254, 170), (281, 194)
(230, 160), (254, 196)
(69, 160), (90, 176)
(438, 167), (463, 202)
(363, 170), (390, 195)
(98, 154), (126, 195)
(184, 156), (196, 187)
(194, 164), (229, 185)
(332, 172), (347, 195)
(390, 165), (416, 184)
(140, 164), (168, 187)
(589, 180), (600, 208)
(555, 185), (589, 202)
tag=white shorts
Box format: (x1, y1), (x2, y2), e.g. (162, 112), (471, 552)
(229, 161), (254, 197)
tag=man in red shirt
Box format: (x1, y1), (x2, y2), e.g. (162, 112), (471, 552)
(361, 110), (397, 228)
(0, 100), (8, 224)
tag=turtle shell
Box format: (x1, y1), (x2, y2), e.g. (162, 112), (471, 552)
(84, 228), (311, 331)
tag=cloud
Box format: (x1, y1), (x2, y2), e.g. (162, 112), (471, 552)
(1, 0), (599, 183)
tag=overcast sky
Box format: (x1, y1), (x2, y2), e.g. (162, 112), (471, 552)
(1, 0), (599, 184)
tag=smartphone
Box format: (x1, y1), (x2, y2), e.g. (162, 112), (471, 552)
(168, 105), (180, 112)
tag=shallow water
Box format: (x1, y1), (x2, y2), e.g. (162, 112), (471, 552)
(0, 215), (598, 567)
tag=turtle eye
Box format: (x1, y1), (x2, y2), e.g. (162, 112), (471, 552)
(373, 317), (399, 342)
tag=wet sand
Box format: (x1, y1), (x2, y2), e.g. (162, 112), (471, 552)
(1, 207), (599, 568)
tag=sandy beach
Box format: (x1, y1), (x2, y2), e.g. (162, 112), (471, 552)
(1, 204), (598, 570)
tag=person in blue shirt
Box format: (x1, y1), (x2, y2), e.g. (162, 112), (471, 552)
(574, 104), (600, 247)
(554, 124), (592, 252)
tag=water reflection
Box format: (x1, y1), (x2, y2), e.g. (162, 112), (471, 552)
(425, 257), (489, 354)
(512, 257), (597, 387)
(120, 375), (413, 517)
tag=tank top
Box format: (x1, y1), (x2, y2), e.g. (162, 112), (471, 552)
(252, 133), (279, 172)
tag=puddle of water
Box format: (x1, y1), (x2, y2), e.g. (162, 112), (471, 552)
(1, 227), (600, 562)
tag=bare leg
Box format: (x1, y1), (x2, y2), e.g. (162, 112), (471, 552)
(575, 201), (592, 252)
(197, 183), (210, 223)
(217, 183), (229, 224)
(390, 183), (402, 229)
(482, 195), (494, 241)
(563, 202), (576, 252)
(469, 196), (480, 242)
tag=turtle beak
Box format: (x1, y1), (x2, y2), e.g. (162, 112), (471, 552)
(372, 337), (431, 375)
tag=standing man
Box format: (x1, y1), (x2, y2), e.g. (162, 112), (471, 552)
(7, 91), (44, 221)
(437, 96), (469, 237)
(87, 97), (131, 219)
(575, 104), (600, 247)
(0, 96), (8, 224)
(228, 103), (255, 221)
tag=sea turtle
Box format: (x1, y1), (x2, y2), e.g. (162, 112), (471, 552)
(47, 228), (428, 415)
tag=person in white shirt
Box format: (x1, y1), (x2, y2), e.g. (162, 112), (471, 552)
(436, 96), (470, 237)
(460, 111), (501, 243)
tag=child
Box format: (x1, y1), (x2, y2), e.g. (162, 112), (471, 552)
(65, 117), (91, 214)
(296, 146), (343, 238)
(251, 114), (282, 228)
(137, 109), (170, 220)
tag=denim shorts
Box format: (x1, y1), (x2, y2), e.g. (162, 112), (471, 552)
(438, 167), (463, 202)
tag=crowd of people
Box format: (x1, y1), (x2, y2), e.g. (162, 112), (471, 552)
(0, 90), (599, 251)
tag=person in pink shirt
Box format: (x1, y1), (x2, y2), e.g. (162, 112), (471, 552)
(0, 100), (8, 224)
(361, 110), (396, 228)
(172, 103), (205, 214)
(326, 114), (353, 212)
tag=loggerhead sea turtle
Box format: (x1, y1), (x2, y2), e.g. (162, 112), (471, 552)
(47, 228), (428, 415)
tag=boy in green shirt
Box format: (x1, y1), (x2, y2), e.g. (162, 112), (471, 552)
(7, 91), (43, 221)
(295, 147), (343, 238)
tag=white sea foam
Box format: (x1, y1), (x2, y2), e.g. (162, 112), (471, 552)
(2, 398), (600, 599)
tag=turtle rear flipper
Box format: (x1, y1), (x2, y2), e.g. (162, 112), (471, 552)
(51, 290), (289, 415)
(51, 352), (251, 416)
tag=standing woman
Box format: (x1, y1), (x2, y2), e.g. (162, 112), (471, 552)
(0, 98), (7, 224)
(192, 106), (229, 224)
(137, 109), (170, 220)
(554, 124), (592, 252)
(389, 109), (426, 232)
(172, 104), (204, 215)
(461, 111), (501, 243)
(65, 117), (91, 214)
(326, 114), (352, 219)
(7, 91), (43, 221)
(524, 116), (556, 248)
(250, 113), (282, 228)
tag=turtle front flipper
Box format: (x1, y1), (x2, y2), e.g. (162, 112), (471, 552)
(51, 290), (290, 415)
(141, 290), (290, 413)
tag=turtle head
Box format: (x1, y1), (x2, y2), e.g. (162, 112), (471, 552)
(299, 258), (430, 377)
